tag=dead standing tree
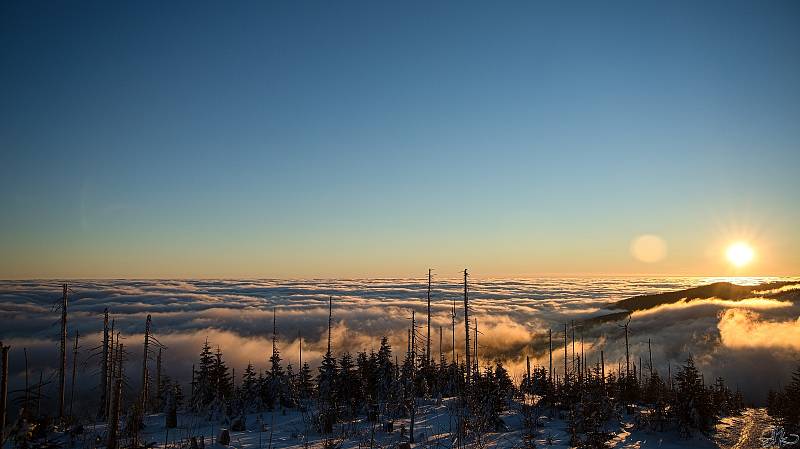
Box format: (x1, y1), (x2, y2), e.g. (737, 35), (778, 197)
(463, 269), (471, 386)
(426, 269), (432, 365)
(451, 295), (457, 364)
(108, 346), (124, 449)
(23, 348), (29, 415)
(409, 310), (417, 443)
(564, 323), (568, 383)
(548, 328), (553, 384)
(57, 283), (68, 422)
(1, 342), (9, 445)
(139, 314), (166, 413)
(619, 316), (631, 380)
(155, 347), (163, 410)
(107, 318), (116, 415)
(473, 318), (479, 374)
(99, 308), (110, 419)
(141, 314), (151, 412)
(69, 330), (79, 420)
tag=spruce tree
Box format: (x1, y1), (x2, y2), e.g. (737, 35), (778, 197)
(673, 356), (712, 434)
(192, 339), (216, 411)
(298, 362), (313, 401)
(267, 344), (285, 409)
(337, 352), (358, 416)
(241, 362), (259, 411)
(213, 347), (232, 401)
(317, 348), (338, 432)
(781, 365), (800, 430)
(376, 337), (394, 402)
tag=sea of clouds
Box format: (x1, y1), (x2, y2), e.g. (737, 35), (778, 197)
(1, 276), (799, 413)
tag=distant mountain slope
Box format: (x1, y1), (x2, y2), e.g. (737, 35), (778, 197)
(614, 280), (798, 312)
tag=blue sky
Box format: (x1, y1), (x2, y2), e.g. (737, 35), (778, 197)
(1, 1), (799, 278)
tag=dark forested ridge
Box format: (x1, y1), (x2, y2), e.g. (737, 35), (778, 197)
(614, 281), (798, 312)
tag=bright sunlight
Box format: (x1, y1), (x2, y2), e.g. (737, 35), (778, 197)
(726, 242), (755, 267)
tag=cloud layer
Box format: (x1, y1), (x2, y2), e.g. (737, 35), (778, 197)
(1, 276), (798, 409)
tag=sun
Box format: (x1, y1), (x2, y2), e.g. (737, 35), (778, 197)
(726, 242), (754, 267)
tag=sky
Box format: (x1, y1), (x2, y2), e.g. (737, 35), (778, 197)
(1, 1), (799, 279)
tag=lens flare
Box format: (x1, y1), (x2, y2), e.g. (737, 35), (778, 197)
(630, 234), (667, 263)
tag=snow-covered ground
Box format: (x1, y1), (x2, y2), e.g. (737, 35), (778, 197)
(714, 408), (774, 449)
(32, 399), (760, 449)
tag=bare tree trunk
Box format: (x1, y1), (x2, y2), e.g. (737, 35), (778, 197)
(601, 350), (605, 388)
(439, 326), (443, 365)
(69, 330), (79, 419)
(107, 378), (123, 449)
(463, 269), (471, 386)
(1, 343), (9, 443)
(668, 364), (672, 390)
(59, 283), (68, 422)
(99, 309), (109, 418)
(624, 321), (630, 379)
(327, 296), (332, 355)
(580, 331), (585, 382)
(410, 312), (416, 444)
(571, 321), (575, 380)
(563, 323), (568, 383)
(107, 319), (115, 416)
(23, 348), (29, 415)
(548, 328), (553, 384)
(141, 314), (152, 412)
(156, 347), (163, 410)
(36, 370), (43, 417)
(525, 355), (531, 390)
(426, 269), (431, 364)
(473, 319), (478, 374)
(639, 356), (643, 385)
(451, 298), (456, 364)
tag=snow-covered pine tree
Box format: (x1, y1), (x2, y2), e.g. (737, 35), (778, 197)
(285, 363), (298, 407)
(213, 346), (233, 402)
(777, 364), (800, 431)
(241, 362), (260, 411)
(376, 337), (394, 403)
(337, 352), (358, 416)
(267, 343), (285, 409)
(298, 362), (313, 401)
(673, 356), (712, 434)
(192, 339), (215, 411)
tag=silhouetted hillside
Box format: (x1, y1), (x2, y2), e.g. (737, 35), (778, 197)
(614, 280), (797, 312)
